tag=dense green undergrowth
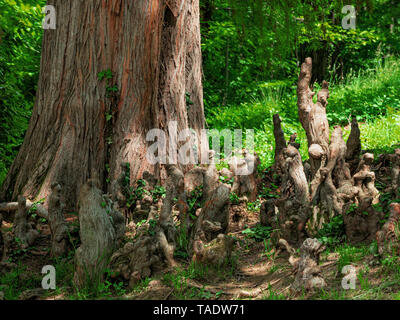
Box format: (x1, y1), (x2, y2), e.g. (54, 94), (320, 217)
(207, 58), (400, 169)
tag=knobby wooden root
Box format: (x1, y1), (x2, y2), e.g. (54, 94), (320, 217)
(390, 149), (400, 198)
(192, 233), (235, 266)
(48, 183), (68, 257)
(266, 57), (382, 251)
(376, 203), (400, 256)
(111, 149), (261, 281)
(346, 116), (362, 173)
(281, 238), (327, 292)
(73, 178), (122, 289)
(13, 195), (39, 248)
(0, 214), (13, 268)
(0, 199), (48, 222)
(109, 164), (192, 286)
(228, 149), (261, 202)
(189, 151), (231, 261)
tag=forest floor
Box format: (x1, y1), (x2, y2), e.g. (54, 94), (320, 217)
(1, 148), (400, 300)
(1, 201), (400, 300)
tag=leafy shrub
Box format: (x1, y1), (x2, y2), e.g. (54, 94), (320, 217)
(241, 223), (272, 242)
(317, 215), (346, 247)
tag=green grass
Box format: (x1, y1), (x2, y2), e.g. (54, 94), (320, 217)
(0, 264), (42, 300)
(207, 58), (400, 170)
(327, 58), (400, 124)
(357, 109), (400, 153)
(336, 244), (370, 273)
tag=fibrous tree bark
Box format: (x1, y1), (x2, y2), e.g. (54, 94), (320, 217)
(0, 0), (206, 214)
(73, 178), (119, 289)
(390, 149), (400, 198)
(376, 203), (400, 256)
(346, 116), (362, 173)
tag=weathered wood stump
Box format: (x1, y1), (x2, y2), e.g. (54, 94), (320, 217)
(73, 179), (117, 289)
(290, 238), (326, 291)
(48, 183), (69, 257)
(192, 234), (235, 266)
(13, 195), (39, 248)
(390, 149), (400, 198)
(376, 203), (400, 256)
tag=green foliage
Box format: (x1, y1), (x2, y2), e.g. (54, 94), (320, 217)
(336, 244), (369, 272)
(73, 267), (127, 299)
(229, 192), (239, 204)
(147, 219), (157, 237)
(317, 215), (346, 247)
(261, 238), (276, 260)
(98, 69), (118, 98)
(0, 0), (46, 184)
(187, 185), (203, 220)
(241, 223), (272, 242)
(247, 199), (261, 212)
(0, 264), (42, 300)
(174, 226), (190, 260)
(97, 69), (113, 81)
(327, 59), (400, 123)
(262, 284), (286, 300)
(202, 0), (399, 112)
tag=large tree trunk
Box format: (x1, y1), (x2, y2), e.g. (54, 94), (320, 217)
(0, 0), (206, 212)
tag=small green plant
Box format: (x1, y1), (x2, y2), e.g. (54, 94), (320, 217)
(147, 219), (157, 237)
(219, 175), (234, 185)
(229, 192), (240, 204)
(247, 199), (261, 212)
(187, 185), (203, 220)
(357, 269), (370, 291)
(346, 203), (358, 214)
(262, 285), (286, 300)
(262, 238), (276, 260)
(28, 197), (46, 220)
(174, 225), (189, 260)
(131, 277), (151, 293)
(135, 219), (147, 229)
(98, 69), (113, 81)
(98, 69), (118, 98)
(268, 265), (279, 274)
(185, 262), (210, 280)
(318, 288), (346, 300)
(241, 224), (272, 242)
(317, 215), (346, 247)
(151, 185), (166, 202)
(259, 185), (279, 199)
(337, 244), (369, 272)
(0, 264), (42, 300)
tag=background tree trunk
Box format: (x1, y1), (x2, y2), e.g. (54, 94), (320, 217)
(0, 0), (206, 212)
